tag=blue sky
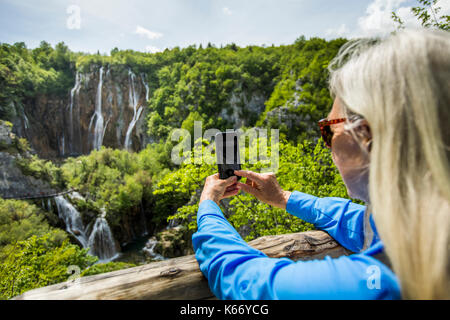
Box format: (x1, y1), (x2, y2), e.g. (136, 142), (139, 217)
(0, 0), (445, 53)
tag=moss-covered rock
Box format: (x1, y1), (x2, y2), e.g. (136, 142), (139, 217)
(154, 225), (194, 258)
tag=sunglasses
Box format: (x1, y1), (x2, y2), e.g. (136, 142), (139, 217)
(318, 118), (347, 148)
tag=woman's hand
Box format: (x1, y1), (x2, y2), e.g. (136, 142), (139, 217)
(234, 170), (291, 210)
(199, 174), (240, 206)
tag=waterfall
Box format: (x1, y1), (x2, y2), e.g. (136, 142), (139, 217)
(88, 209), (119, 262)
(143, 237), (166, 261)
(60, 135), (65, 156)
(90, 66), (105, 151)
(124, 69), (144, 151)
(68, 71), (82, 154)
(55, 195), (118, 262)
(140, 202), (149, 236)
(54, 196), (89, 248)
(23, 112), (29, 130)
(47, 198), (52, 212)
(141, 73), (149, 102)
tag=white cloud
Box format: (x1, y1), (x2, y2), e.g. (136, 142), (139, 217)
(356, 0), (410, 37)
(222, 7), (232, 15)
(325, 23), (350, 38)
(343, 0), (450, 39)
(145, 45), (162, 53)
(135, 25), (163, 40)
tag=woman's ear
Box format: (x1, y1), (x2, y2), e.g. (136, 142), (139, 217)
(356, 119), (372, 153)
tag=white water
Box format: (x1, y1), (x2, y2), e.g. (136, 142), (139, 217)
(143, 237), (166, 261)
(124, 70), (144, 151)
(60, 135), (65, 156)
(55, 196), (89, 248)
(90, 66), (105, 150)
(55, 196), (118, 262)
(139, 204), (149, 236)
(68, 71), (82, 154)
(141, 73), (149, 101)
(88, 209), (119, 262)
(23, 112), (29, 130)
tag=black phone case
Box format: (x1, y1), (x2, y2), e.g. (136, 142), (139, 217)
(218, 163), (241, 180)
(216, 132), (241, 180)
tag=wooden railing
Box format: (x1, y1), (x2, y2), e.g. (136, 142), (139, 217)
(14, 230), (351, 300)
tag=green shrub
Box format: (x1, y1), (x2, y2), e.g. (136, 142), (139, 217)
(0, 231), (97, 299)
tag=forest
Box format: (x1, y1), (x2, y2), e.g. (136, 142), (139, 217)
(0, 35), (355, 299)
(2, 0), (447, 298)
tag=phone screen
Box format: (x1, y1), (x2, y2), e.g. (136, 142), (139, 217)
(215, 131), (241, 180)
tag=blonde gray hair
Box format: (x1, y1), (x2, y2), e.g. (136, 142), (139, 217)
(329, 29), (450, 299)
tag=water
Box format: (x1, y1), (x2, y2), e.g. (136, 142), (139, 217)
(142, 237), (166, 261)
(68, 71), (82, 154)
(165, 218), (179, 230)
(124, 69), (144, 151)
(88, 209), (119, 262)
(55, 195), (118, 262)
(54, 195), (89, 248)
(90, 66), (105, 150)
(23, 112), (29, 130)
(47, 198), (52, 211)
(140, 202), (149, 236)
(141, 73), (149, 101)
(59, 135), (65, 156)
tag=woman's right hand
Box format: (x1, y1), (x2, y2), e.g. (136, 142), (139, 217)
(234, 170), (291, 210)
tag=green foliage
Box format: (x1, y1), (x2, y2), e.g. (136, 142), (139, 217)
(260, 38), (347, 142)
(0, 41), (75, 121)
(146, 44), (283, 142)
(60, 147), (154, 228)
(164, 138), (351, 241)
(0, 198), (65, 248)
(0, 36), (359, 289)
(0, 231), (97, 299)
(16, 155), (64, 188)
(153, 150), (216, 227)
(81, 261), (136, 277)
(392, 0), (450, 31)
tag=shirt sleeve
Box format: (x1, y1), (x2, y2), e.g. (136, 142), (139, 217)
(286, 191), (379, 252)
(192, 200), (400, 300)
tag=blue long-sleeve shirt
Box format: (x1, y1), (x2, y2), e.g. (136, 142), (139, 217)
(192, 191), (401, 299)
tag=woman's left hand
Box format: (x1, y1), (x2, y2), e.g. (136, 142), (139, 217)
(199, 174), (240, 206)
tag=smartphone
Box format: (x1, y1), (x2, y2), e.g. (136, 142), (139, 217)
(215, 131), (242, 180)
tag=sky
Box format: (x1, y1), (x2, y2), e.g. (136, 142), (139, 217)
(0, 0), (448, 53)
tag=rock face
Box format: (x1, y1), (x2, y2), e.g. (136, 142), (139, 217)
(11, 65), (151, 159)
(0, 121), (55, 199)
(219, 90), (266, 127)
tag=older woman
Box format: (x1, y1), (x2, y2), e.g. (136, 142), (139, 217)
(192, 29), (449, 300)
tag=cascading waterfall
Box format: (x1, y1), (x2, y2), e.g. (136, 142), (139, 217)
(124, 69), (145, 151)
(22, 112), (29, 130)
(88, 209), (119, 262)
(68, 71), (82, 154)
(89, 66), (106, 151)
(143, 237), (166, 261)
(47, 198), (52, 212)
(54, 196), (89, 248)
(141, 73), (149, 101)
(55, 195), (118, 262)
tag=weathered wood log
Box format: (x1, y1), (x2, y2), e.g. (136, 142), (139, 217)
(14, 230), (351, 300)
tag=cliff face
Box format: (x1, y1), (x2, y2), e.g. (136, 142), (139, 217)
(12, 65), (150, 159)
(0, 121), (55, 198)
